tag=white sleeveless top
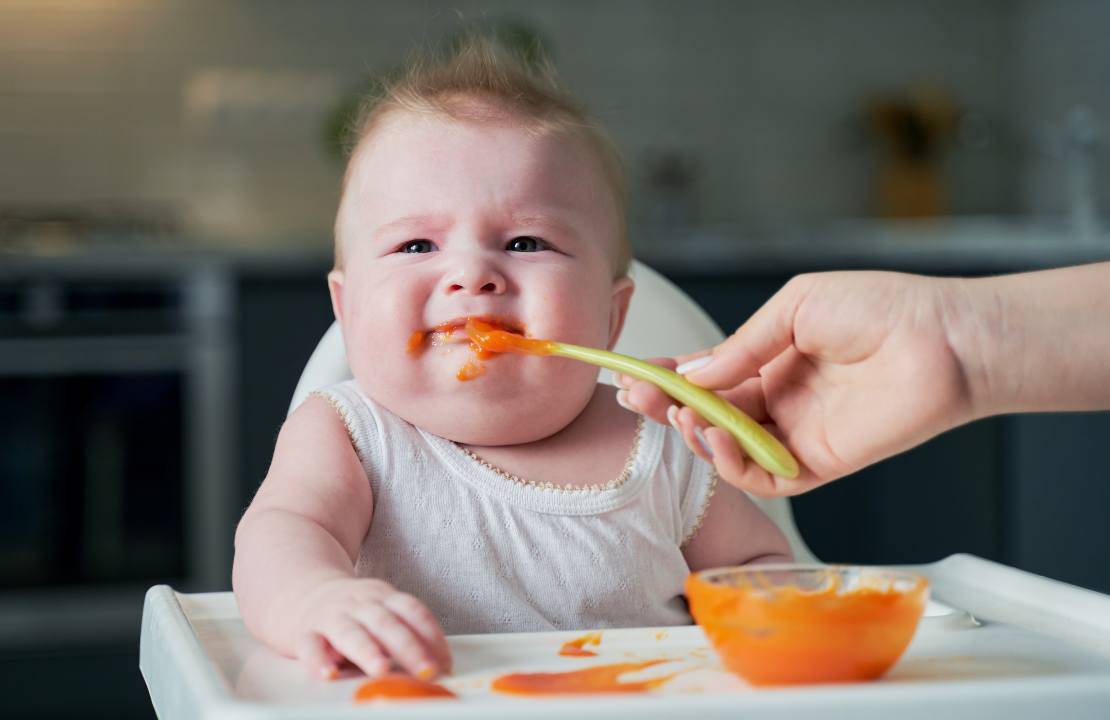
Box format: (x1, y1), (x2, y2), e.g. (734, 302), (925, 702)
(315, 380), (717, 635)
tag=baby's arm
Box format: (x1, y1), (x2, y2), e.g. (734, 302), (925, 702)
(683, 481), (793, 571)
(232, 396), (450, 679)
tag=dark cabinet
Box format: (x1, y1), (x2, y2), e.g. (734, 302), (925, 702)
(235, 268), (335, 511)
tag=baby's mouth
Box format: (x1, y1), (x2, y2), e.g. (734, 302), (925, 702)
(407, 318), (529, 385)
(408, 316), (526, 355)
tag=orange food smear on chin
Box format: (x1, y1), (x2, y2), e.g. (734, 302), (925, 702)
(456, 357), (486, 381)
(353, 673), (457, 702)
(491, 659), (678, 696)
(685, 571), (928, 686)
(559, 631), (602, 657)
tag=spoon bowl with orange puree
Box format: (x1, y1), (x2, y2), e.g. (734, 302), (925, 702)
(686, 564), (928, 686)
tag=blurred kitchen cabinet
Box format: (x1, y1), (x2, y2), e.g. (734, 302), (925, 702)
(234, 265), (335, 511)
(0, 643), (154, 720)
(1006, 412), (1110, 594)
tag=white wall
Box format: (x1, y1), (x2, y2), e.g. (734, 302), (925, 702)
(0, 0), (1104, 245)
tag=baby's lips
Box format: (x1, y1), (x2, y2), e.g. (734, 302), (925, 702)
(428, 315), (527, 336)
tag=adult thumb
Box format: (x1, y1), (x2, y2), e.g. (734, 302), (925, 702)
(682, 276), (809, 389)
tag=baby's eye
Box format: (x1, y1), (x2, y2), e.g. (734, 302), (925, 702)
(507, 236), (549, 253)
(400, 239), (436, 254)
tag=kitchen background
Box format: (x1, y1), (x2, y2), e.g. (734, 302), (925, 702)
(2, 1), (1109, 718)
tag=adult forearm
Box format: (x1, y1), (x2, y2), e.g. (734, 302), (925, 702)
(951, 262), (1110, 417)
(232, 508), (357, 656)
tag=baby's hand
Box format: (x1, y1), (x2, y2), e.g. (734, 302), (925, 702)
(294, 577), (452, 681)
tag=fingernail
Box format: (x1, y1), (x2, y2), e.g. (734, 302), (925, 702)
(416, 663), (437, 680)
(615, 389), (634, 412)
(666, 405), (680, 431)
(614, 373), (630, 389)
(694, 427), (715, 458)
(676, 356), (713, 375)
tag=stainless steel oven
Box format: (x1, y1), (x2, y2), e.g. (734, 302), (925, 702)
(0, 258), (236, 644)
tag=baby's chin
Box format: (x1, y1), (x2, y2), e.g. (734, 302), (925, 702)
(407, 402), (578, 445)
(363, 364), (599, 445)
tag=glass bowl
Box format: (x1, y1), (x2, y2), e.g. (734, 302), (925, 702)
(686, 564), (928, 686)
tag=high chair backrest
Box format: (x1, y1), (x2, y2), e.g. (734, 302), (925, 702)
(289, 260), (815, 562)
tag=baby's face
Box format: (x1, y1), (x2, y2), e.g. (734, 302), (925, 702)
(330, 111), (632, 445)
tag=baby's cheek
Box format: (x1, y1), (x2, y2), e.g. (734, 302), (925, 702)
(537, 281), (612, 344)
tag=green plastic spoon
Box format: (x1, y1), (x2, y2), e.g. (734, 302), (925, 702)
(466, 320), (800, 479)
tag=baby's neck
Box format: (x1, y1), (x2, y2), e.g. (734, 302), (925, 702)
(457, 384), (640, 489)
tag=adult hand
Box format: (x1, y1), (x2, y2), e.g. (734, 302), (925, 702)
(618, 271), (978, 497)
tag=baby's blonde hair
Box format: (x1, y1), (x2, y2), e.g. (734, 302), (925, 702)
(333, 34), (630, 277)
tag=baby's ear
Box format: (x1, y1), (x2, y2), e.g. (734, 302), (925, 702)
(327, 270), (346, 325)
(606, 276), (635, 350)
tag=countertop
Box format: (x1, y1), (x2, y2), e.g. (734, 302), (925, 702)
(3, 217), (1110, 278)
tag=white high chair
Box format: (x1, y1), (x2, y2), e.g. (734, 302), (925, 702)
(289, 259), (816, 562)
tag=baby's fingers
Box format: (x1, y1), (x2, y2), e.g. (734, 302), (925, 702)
(325, 617), (390, 677)
(297, 631), (345, 680)
(382, 593), (452, 675)
(352, 603), (440, 679)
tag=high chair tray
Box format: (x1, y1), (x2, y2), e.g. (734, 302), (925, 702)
(140, 554), (1110, 719)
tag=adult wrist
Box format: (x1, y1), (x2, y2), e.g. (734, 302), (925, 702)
(938, 275), (1009, 420)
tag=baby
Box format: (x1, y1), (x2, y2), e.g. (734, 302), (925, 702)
(232, 36), (791, 682)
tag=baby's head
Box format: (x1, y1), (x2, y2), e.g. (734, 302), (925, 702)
(328, 36), (635, 445)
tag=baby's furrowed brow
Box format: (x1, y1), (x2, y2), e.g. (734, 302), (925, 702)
(372, 214), (452, 239)
(509, 212), (580, 237)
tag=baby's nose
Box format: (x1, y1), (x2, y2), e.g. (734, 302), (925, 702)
(444, 261), (506, 296)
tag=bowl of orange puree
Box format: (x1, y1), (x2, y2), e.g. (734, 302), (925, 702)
(686, 564), (928, 686)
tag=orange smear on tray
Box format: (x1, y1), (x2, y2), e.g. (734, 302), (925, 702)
(685, 570), (928, 686)
(559, 631), (602, 657)
(491, 659), (679, 696)
(353, 673), (457, 702)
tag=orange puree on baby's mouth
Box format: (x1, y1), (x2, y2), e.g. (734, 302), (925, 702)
(464, 317), (556, 356)
(406, 317), (543, 381)
(558, 631), (602, 657)
(353, 673), (457, 702)
(406, 330), (426, 355)
(491, 659), (679, 696)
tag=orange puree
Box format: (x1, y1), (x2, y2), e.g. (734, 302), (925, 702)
(407, 318), (536, 381)
(491, 659), (679, 696)
(353, 673), (457, 702)
(558, 631), (602, 657)
(406, 330), (426, 355)
(685, 569), (928, 686)
(456, 357), (486, 381)
(464, 318), (555, 356)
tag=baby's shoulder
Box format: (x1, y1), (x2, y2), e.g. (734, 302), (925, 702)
(274, 394), (361, 467)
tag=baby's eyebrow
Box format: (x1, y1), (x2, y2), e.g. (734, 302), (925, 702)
(371, 214), (451, 238)
(509, 211), (579, 236)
